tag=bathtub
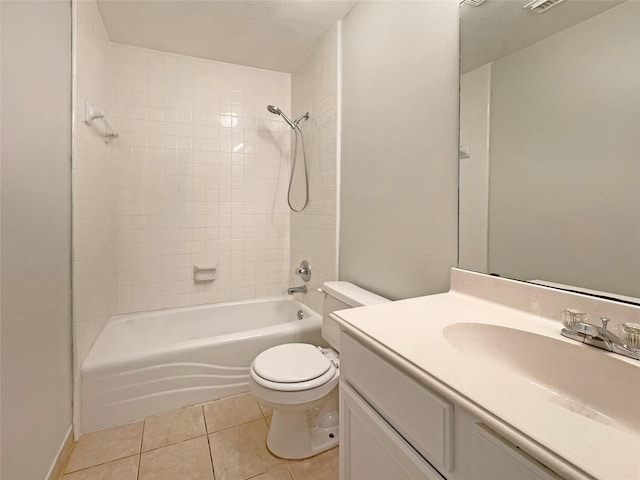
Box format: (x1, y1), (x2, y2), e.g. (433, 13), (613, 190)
(80, 297), (323, 433)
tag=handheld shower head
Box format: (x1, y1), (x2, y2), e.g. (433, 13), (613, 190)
(267, 104), (296, 130)
(266, 104), (310, 213)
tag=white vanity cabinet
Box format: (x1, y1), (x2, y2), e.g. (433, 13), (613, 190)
(339, 331), (564, 480)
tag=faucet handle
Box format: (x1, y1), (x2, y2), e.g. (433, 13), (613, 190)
(600, 317), (610, 330)
(294, 260), (311, 282)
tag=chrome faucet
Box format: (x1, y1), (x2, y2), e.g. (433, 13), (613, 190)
(287, 285), (307, 295)
(561, 315), (640, 361)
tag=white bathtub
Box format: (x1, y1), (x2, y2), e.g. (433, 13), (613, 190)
(81, 297), (323, 433)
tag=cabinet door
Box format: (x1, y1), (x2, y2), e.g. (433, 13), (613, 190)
(340, 381), (445, 480)
(473, 424), (562, 480)
(341, 334), (453, 472)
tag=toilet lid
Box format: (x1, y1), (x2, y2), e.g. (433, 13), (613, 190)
(252, 343), (331, 383)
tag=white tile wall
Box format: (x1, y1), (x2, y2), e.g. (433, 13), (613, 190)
(72, 0), (113, 370)
(109, 44), (292, 314)
(459, 64), (491, 273)
(290, 25), (340, 313)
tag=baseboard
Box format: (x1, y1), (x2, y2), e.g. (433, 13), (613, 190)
(45, 426), (74, 480)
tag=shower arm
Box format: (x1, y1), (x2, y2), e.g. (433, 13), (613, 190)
(293, 112), (309, 128)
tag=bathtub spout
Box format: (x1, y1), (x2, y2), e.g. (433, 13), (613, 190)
(287, 285), (307, 295)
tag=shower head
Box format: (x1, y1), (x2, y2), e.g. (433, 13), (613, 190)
(267, 104), (296, 130)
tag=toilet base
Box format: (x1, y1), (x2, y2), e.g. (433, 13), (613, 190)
(266, 409), (339, 459)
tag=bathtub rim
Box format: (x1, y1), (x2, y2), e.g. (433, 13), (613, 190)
(106, 295), (317, 325)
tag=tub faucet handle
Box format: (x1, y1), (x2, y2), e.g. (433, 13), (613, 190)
(601, 317), (610, 330)
(295, 260), (311, 282)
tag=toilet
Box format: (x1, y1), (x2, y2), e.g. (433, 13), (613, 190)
(249, 281), (389, 459)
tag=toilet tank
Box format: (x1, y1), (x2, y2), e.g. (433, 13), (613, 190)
(321, 281), (389, 351)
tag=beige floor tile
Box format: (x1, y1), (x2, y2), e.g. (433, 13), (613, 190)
(138, 436), (214, 480)
(61, 455), (139, 480)
(249, 464), (293, 480)
(258, 402), (274, 417)
(287, 447), (339, 480)
(203, 392), (264, 432)
(142, 405), (206, 451)
(65, 422), (143, 473)
(208, 418), (284, 480)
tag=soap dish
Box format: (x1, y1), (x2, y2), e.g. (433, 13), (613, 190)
(619, 323), (640, 349)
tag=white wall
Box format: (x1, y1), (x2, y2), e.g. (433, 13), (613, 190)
(340, 1), (459, 299)
(109, 44), (291, 314)
(488, 1), (640, 297)
(459, 64), (491, 273)
(290, 24), (340, 313)
(0, 2), (73, 478)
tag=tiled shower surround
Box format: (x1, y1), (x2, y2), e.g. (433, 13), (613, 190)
(109, 44), (291, 315)
(75, 0), (293, 359)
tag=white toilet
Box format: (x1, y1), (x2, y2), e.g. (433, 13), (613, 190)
(249, 281), (389, 459)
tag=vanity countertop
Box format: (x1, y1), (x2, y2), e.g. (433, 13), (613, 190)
(333, 290), (640, 480)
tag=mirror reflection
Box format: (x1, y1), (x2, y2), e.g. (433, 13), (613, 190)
(459, 0), (640, 303)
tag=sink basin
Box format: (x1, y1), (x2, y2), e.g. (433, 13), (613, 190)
(444, 323), (640, 434)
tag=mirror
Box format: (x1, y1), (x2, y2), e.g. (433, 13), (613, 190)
(458, 0), (640, 304)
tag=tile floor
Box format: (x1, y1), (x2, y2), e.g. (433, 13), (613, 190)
(61, 392), (338, 480)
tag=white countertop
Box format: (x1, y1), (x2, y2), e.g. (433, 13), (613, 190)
(333, 291), (640, 480)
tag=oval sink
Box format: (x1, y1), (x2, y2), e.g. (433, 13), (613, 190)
(443, 322), (640, 434)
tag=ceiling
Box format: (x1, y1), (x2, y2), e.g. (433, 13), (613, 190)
(460, 0), (624, 73)
(96, 0), (358, 73)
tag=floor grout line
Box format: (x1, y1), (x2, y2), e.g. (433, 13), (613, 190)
(140, 432), (208, 454)
(136, 419), (145, 480)
(201, 404), (217, 480)
(62, 453), (140, 477)
(204, 410), (217, 480)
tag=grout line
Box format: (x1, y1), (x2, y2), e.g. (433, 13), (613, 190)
(140, 432), (209, 454)
(136, 420), (145, 480)
(62, 454), (140, 476)
(203, 405), (217, 480)
(205, 411), (267, 435)
(242, 464), (288, 480)
(201, 403), (210, 432)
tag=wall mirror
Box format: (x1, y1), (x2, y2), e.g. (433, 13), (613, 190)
(458, 0), (639, 304)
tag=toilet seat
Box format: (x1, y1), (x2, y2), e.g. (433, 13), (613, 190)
(251, 343), (337, 392)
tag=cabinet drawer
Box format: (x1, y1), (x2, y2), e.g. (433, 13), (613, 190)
(341, 333), (453, 473)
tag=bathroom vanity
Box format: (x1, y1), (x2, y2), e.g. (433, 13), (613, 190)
(333, 269), (640, 480)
